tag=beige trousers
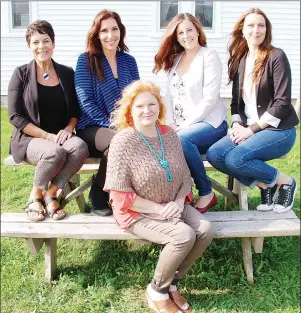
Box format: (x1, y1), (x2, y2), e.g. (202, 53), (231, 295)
(128, 204), (214, 293)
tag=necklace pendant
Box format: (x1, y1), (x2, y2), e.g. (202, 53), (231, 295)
(160, 159), (168, 169)
(43, 72), (49, 80)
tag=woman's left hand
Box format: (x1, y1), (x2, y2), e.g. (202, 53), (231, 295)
(229, 124), (253, 144)
(55, 127), (73, 145)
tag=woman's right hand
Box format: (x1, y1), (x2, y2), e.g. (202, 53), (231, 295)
(161, 201), (184, 218)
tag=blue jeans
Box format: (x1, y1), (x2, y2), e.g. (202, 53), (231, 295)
(178, 120), (228, 196)
(206, 128), (296, 188)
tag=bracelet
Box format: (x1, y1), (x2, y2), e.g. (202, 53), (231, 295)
(231, 121), (244, 127)
(249, 122), (262, 134)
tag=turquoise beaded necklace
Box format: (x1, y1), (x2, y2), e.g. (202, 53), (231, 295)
(136, 124), (173, 182)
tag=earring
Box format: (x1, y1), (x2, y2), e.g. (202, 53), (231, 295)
(242, 34), (245, 38)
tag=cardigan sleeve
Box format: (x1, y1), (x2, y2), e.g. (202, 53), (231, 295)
(180, 49), (223, 128)
(8, 67), (31, 131)
(103, 132), (135, 193)
(74, 53), (109, 125)
(67, 68), (81, 119)
(259, 49), (292, 127)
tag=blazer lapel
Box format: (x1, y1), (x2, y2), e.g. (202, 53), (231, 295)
(53, 59), (69, 105)
(238, 54), (247, 104)
(27, 60), (40, 124)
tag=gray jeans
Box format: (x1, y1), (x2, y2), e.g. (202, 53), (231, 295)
(25, 136), (88, 191)
(128, 204), (214, 293)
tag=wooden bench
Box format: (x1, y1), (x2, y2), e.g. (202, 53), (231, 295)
(3, 155), (240, 212)
(1, 210), (299, 284)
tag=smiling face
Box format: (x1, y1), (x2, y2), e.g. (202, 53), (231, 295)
(176, 19), (200, 51)
(131, 91), (160, 130)
(98, 17), (120, 52)
(242, 13), (266, 49)
(28, 32), (54, 63)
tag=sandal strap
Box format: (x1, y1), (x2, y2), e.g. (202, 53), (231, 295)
(27, 198), (44, 206)
(25, 207), (45, 214)
(44, 196), (59, 207)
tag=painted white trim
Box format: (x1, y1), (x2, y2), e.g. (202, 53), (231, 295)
(150, 1), (222, 39)
(1, 1), (37, 38)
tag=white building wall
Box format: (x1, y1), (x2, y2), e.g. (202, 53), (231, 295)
(1, 1), (300, 99)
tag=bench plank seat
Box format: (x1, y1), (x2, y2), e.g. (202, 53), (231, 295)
(2, 211), (299, 240)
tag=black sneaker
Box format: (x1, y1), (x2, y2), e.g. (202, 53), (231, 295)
(257, 185), (278, 211)
(273, 178), (297, 213)
(89, 175), (112, 216)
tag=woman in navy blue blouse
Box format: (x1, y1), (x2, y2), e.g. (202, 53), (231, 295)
(75, 9), (140, 216)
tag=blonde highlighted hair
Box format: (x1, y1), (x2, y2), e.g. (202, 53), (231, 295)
(110, 80), (166, 131)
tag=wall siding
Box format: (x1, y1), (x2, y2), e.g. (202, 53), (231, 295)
(1, 1), (300, 99)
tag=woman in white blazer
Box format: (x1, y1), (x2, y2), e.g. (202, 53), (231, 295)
(154, 13), (228, 213)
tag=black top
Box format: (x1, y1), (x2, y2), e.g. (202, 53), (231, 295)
(8, 59), (81, 163)
(231, 48), (299, 130)
(37, 83), (68, 134)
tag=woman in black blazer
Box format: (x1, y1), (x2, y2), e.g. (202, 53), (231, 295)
(8, 20), (88, 221)
(207, 8), (299, 214)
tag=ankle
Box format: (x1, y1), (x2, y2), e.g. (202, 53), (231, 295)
(147, 284), (169, 301)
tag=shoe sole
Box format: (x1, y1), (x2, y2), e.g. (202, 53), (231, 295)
(92, 208), (112, 216)
(256, 205), (273, 211)
(273, 182), (298, 214)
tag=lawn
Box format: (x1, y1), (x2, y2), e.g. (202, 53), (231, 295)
(1, 108), (300, 313)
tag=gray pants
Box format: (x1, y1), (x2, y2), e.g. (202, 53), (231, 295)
(128, 204), (214, 293)
(25, 136), (88, 191)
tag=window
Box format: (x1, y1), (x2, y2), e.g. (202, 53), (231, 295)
(195, 1), (213, 29)
(160, 1), (178, 29)
(153, 1), (221, 38)
(12, 1), (29, 29)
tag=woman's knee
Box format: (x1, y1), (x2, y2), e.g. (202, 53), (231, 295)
(197, 219), (214, 241)
(225, 148), (249, 171)
(173, 224), (196, 247)
(206, 144), (224, 166)
(43, 145), (67, 166)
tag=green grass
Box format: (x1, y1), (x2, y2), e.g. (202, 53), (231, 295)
(1, 108), (300, 313)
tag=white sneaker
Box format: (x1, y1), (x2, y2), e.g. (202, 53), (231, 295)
(257, 185), (278, 211)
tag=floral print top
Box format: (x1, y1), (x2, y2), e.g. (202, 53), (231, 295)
(169, 71), (190, 126)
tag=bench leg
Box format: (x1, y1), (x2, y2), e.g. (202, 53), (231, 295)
(26, 238), (45, 255)
(236, 180), (249, 211)
(45, 238), (57, 283)
(69, 174), (86, 213)
(242, 237), (254, 284)
(225, 176), (234, 209)
(58, 182), (72, 208)
(251, 237), (264, 253)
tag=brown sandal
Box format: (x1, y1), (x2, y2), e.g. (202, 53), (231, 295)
(145, 292), (183, 313)
(44, 197), (66, 220)
(169, 290), (192, 312)
(25, 198), (45, 222)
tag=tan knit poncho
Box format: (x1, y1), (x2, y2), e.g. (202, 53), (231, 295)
(104, 126), (192, 204)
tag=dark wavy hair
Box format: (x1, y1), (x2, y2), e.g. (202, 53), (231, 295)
(86, 9), (129, 80)
(153, 13), (206, 74)
(228, 8), (274, 84)
(25, 20), (55, 45)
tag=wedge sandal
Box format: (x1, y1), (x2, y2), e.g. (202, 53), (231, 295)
(145, 292), (183, 313)
(169, 291), (192, 312)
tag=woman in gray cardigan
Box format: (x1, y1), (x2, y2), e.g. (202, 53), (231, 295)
(154, 13), (228, 213)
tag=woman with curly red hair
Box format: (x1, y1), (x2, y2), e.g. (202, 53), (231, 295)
(74, 9), (139, 216)
(207, 8), (299, 213)
(104, 80), (214, 313)
(154, 13), (228, 214)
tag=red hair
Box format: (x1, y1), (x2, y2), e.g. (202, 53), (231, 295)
(86, 9), (129, 80)
(228, 8), (274, 84)
(153, 13), (206, 73)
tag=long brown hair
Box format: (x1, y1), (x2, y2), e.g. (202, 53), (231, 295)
(228, 8), (274, 84)
(153, 13), (207, 74)
(86, 9), (129, 80)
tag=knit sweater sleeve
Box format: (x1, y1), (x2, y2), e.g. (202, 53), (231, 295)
(170, 130), (193, 199)
(104, 130), (135, 193)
